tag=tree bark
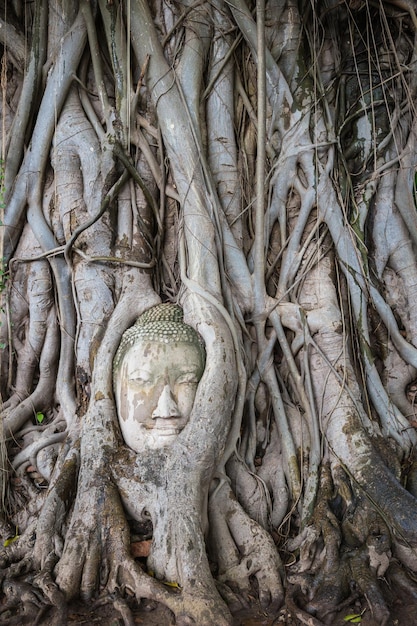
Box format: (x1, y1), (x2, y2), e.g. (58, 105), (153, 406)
(2, 1), (417, 624)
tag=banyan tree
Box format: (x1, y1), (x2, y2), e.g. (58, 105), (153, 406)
(2, 1), (417, 624)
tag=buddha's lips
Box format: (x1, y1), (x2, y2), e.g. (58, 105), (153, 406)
(158, 429), (180, 436)
(144, 422), (183, 434)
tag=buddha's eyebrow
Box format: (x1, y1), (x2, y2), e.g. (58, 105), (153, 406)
(129, 368), (153, 377)
(176, 367), (201, 375)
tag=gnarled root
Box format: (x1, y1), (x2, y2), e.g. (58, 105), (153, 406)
(50, 455), (232, 626)
(208, 480), (284, 612)
(286, 464), (399, 625)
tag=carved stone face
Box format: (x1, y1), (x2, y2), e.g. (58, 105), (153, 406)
(114, 339), (205, 453)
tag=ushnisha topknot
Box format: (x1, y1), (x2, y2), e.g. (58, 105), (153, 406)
(113, 303), (205, 372)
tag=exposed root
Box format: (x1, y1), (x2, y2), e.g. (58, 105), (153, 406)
(209, 480), (284, 612)
(286, 462), (412, 625)
(2, 2), (417, 625)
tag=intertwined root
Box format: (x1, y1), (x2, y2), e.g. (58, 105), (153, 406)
(209, 480), (284, 612)
(3, 1), (417, 625)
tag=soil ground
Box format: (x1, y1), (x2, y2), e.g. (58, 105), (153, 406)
(5, 584), (415, 626)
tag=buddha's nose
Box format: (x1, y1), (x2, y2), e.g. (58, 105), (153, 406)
(152, 385), (181, 419)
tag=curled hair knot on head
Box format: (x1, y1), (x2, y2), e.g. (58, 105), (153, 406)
(113, 303), (206, 374)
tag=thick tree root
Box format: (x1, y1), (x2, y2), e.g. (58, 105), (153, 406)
(286, 464), (410, 625)
(209, 480), (284, 612)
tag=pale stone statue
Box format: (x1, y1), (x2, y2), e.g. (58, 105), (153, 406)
(113, 303), (206, 453)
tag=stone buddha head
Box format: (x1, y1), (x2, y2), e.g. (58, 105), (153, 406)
(113, 303), (206, 453)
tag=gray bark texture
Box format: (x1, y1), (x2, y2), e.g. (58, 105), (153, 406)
(2, 1), (417, 625)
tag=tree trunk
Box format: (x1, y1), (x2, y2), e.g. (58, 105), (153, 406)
(2, 1), (417, 625)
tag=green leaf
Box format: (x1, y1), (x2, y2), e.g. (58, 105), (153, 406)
(162, 579), (181, 589)
(36, 412), (45, 424)
(343, 614), (362, 623)
(4, 534), (20, 547)
(147, 570), (181, 590)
